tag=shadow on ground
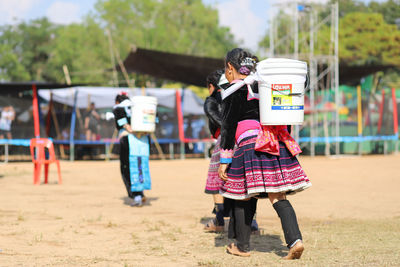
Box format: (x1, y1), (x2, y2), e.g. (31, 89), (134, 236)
(213, 231), (287, 256)
(121, 196), (159, 206)
(200, 217), (287, 257)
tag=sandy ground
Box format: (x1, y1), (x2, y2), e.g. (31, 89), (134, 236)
(1, 155), (400, 266)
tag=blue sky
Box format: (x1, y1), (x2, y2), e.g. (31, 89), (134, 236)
(0, 0), (384, 51)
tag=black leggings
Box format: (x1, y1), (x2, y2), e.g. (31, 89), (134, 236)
(228, 198), (302, 251)
(228, 198), (258, 252)
(119, 136), (143, 198)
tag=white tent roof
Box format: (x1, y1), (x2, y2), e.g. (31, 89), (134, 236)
(38, 87), (205, 115)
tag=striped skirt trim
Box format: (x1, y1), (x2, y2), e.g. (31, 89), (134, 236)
(205, 137), (223, 194)
(220, 136), (311, 200)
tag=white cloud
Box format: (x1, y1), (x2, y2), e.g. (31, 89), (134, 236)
(216, 0), (264, 51)
(46, 1), (81, 24)
(0, 0), (38, 24)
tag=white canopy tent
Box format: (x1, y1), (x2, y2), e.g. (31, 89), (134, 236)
(38, 87), (205, 115)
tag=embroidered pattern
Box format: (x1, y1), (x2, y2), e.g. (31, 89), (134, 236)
(219, 140), (311, 200)
(220, 149), (234, 159)
(254, 125), (302, 156)
(237, 129), (259, 144)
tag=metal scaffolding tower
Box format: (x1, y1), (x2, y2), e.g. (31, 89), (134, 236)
(268, 1), (340, 156)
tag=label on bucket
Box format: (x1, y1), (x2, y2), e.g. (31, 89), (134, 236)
(142, 108), (156, 124)
(271, 84), (303, 111)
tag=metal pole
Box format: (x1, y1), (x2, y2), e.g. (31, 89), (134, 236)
(169, 143), (174, 159)
(334, 2), (340, 155)
(69, 90), (78, 161)
(32, 84), (40, 138)
(309, 8), (315, 157)
(5, 143), (8, 163)
(294, 0), (299, 59)
(269, 10), (274, 57)
(293, 1), (300, 143)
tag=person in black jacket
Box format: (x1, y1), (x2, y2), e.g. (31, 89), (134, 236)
(203, 69), (225, 232)
(204, 70), (260, 233)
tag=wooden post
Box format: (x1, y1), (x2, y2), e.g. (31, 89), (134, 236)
(150, 133), (165, 160)
(63, 65), (72, 85)
(46, 94), (53, 137)
(49, 100), (65, 158)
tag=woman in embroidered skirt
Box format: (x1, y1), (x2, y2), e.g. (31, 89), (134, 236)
(113, 93), (151, 207)
(218, 48), (311, 258)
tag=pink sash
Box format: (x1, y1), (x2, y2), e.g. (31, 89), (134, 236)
(254, 125), (302, 156)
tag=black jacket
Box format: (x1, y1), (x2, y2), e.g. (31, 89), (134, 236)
(112, 100), (131, 131)
(204, 89), (222, 138)
(220, 82), (259, 150)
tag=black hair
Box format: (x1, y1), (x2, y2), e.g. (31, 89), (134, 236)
(115, 94), (129, 104)
(225, 48), (256, 75)
(206, 69), (224, 88)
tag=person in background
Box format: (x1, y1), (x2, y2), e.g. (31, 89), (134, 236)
(203, 69), (226, 232)
(113, 93), (151, 207)
(0, 105), (16, 139)
(203, 70), (259, 233)
(218, 48), (311, 258)
(85, 102), (100, 141)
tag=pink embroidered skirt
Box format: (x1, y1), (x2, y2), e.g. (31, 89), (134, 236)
(220, 136), (311, 200)
(205, 137), (223, 194)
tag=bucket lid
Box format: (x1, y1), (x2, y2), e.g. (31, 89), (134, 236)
(131, 95), (158, 104)
(257, 58), (307, 71)
(257, 62), (307, 71)
(257, 68), (307, 75)
(259, 58), (306, 64)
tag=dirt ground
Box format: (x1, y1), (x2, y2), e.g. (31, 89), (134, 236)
(1, 155), (400, 266)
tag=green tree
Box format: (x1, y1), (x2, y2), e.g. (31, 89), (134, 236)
(0, 0), (236, 87)
(316, 12), (400, 66)
(93, 0), (236, 59)
(258, 10), (294, 55)
(369, 0), (400, 25)
(0, 18), (58, 81)
(47, 18), (112, 84)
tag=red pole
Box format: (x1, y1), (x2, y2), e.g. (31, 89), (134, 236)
(377, 89), (385, 134)
(175, 90), (185, 142)
(392, 88), (398, 135)
(32, 84), (40, 138)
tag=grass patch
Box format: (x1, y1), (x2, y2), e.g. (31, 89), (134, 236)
(106, 221), (117, 228)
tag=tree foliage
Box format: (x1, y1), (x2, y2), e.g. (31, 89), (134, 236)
(0, 0), (236, 85)
(93, 0), (235, 58)
(0, 18), (58, 81)
(337, 12), (400, 65)
(259, 1), (400, 67)
(47, 18), (111, 84)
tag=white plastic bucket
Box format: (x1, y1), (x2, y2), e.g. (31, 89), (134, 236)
(130, 96), (158, 132)
(257, 58), (308, 125)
